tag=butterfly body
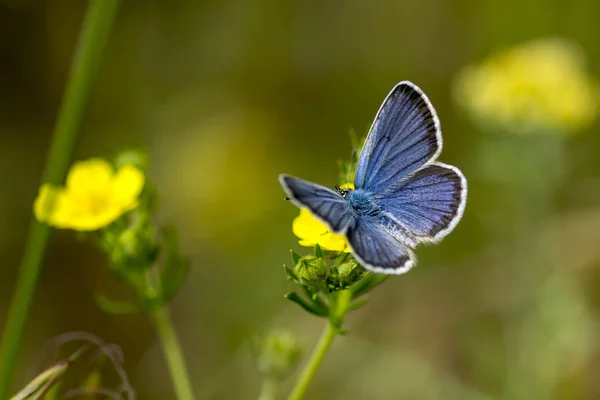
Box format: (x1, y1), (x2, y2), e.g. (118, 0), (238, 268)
(280, 81), (467, 274)
(347, 190), (380, 217)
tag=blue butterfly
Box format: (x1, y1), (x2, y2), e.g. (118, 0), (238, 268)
(280, 81), (467, 274)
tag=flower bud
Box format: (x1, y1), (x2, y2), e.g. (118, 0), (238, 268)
(108, 226), (159, 270)
(328, 258), (365, 291)
(257, 330), (302, 379)
(114, 149), (149, 171)
(294, 256), (326, 285)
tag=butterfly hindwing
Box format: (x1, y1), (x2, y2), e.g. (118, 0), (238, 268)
(279, 174), (352, 233)
(354, 81), (442, 194)
(346, 215), (415, 274)
(376, 162), (467, 242)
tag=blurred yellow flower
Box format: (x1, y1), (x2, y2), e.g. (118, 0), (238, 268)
(454, 38), (600, 133)
(292, 184), (353, 252)
(34, 158), (144, 231)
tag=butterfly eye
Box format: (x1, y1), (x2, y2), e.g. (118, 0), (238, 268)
(334, 186), (351, 198)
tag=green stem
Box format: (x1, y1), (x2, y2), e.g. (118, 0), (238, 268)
(287, 323), (337, 400)
(0, 0), (120, 396)
(257, 377), (278, 400)
(150, 305), (196, 400)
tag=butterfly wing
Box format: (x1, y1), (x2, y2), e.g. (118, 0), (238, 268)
(354, 81), (442, 194)
(376, 162), (467, 243)
(279, 174), (352, 233)
(346, 215), (415, 274)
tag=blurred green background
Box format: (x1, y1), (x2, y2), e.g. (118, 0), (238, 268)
(2, 0), (600, 399)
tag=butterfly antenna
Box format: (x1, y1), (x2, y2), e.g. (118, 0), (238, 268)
(347, 151), (355, 186)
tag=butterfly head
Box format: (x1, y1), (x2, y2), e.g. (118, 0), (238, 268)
(334, 185), (353, 199)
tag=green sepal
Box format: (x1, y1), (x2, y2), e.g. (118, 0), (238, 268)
(334, 252), (351, 264)
(283, 264), (300, 284)
(322, 250), (341, 260)
(290, 249), (302, 266)
(351, 272), (389, 299)
(284, 292), (328, 317)
(314, 243), (324, 259)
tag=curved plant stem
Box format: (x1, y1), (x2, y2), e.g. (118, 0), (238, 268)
(0, 0), (120, 396)
(287, 323), (337, 400)
(150, 305), (196, 400)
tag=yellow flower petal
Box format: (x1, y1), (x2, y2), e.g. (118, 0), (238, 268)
(47, 192), (79, 229)
(33, 184), (61, 223)
(317, 232), (350, 252)
(292, 208), (328, 240)
(65, 158), (114, 194)
(292, 208), (350, 252)
(113, 164), (145, 209)
(298, 239), (316, 246)
(63, 206), (123, 231)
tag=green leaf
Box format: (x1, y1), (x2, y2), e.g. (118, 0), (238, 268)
(347, 297), (369, 312)
(95, 292), (143, 315)
(284, 292), (328, 317)
(301, 285), (328, 314)
(10, 361), (68, 400)
(159, 226), (191, 305)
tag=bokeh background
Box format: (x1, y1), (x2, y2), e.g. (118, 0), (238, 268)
(2, 0), (600, 399)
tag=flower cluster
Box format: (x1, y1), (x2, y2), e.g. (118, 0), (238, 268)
(454, 37), (600, 133)
(33, 153), (189, 314)
(284, 246), (385, 331)
(281, 138), (390, 330)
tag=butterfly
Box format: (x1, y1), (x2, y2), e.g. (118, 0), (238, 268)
(279, 81), (467, 274)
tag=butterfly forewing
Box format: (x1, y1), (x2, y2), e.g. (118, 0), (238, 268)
(279, 175), (352, 233)
(354, 81), (442, 194)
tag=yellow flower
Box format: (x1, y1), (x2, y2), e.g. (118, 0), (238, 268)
(292, 183), (353, 252)
(34, 158), (145, 231)
(454, 38), (600, 133)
